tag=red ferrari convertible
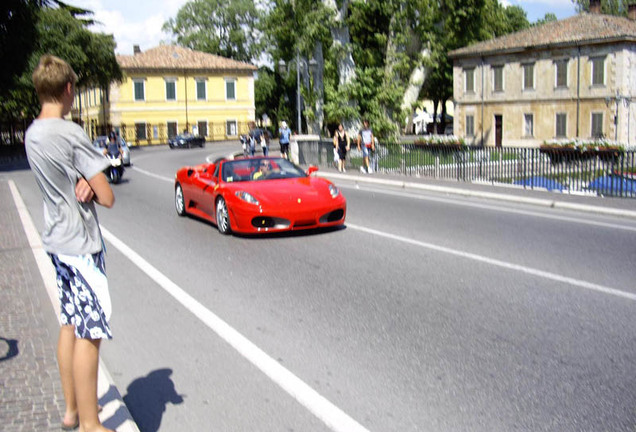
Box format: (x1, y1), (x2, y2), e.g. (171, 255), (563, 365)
(174, 156), (347, 234)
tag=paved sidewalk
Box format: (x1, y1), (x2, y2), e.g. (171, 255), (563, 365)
(318, 167), (636, 219)
(0, 180), (138, 432)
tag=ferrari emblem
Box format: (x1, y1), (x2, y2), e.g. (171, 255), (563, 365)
(297, 198), (302, 204)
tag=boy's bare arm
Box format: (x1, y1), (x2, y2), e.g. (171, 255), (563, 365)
(75, 177), (95, 203)
(87, 172), (115, 208)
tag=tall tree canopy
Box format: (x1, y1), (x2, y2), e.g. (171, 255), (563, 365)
(572, 0), (631, 16)
(1, 1), (121, 121)
(163, 0), (264, 63)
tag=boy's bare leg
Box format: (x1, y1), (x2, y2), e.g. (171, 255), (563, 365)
(58, 325), (78, 426)
(74, 338), (113, 432)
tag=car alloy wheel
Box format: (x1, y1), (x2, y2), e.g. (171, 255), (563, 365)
(216, 197), (231, 234)
(175, 184), (186, 216)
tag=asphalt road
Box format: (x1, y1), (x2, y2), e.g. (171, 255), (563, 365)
(8, 142), (636, 432)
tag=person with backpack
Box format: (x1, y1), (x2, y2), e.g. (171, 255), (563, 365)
(357, 119), (375, 173)
(279, 121), (291, 159)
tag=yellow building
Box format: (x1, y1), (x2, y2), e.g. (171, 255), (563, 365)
(72, 45), (257, 145)
(449, 5), (636, 148)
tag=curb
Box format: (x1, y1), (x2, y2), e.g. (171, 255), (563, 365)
(8, 180), (140, 432)
(319, 172), (636, 220)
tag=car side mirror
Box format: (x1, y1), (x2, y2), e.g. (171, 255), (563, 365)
(306, 165), (319, 176)
(187, 168), (194, 177)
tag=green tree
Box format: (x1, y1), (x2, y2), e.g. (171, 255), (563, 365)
(571, 0), (630, 16)
(163, 0), (264, 63)
(534, 12), (558, 26)
(419, 0), (529, 134)
(1, 5), (121, 121)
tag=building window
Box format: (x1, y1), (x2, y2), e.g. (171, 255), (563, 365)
(226, 120), (237, 136)
(591, 113), (603, 138)
(493, 66), (503, 92)
(225, 79), (236, 100)
(165, 79), (176, 101)
(524, 113), (534, 137)
(555, 60), (568, 88)
(464, 68), (475, 93)
(556, 113), (567, 138)
(591, 57), (605, 86)
(135, 122), (147, 140)
(523, 63), (534, 90)
(465, 115), (475, 137)
(167, 122), (178, 138)
(196, 79), (207, 101)
(133, 79), (145, 101)
(197, 121), (208, 137)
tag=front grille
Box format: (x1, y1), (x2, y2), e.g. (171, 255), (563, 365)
(294, 219), (316, 228)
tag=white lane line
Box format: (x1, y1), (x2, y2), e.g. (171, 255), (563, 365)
(8, 180), (60, 316)
(8, 181), (140, 432)
(100, 227), (371, 432)
(342, 184), (636, 233)
(133, 166), (636, 233)
(131, 166), (173, 183)
(347, 223), (636, 301)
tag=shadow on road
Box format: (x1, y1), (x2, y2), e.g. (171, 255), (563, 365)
(0, 337), (19, 362)
(122, 368), (184, 432)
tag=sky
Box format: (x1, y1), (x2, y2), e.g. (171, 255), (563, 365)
(64, 0), (579, 56)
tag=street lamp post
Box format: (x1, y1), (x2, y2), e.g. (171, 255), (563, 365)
(278, 50), (318, 134)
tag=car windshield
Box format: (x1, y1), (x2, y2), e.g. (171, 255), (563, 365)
(221, 158), (306, 183)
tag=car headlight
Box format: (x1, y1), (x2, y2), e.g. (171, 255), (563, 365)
(235, 191), (259, 205)
(329, 184), (340, 198)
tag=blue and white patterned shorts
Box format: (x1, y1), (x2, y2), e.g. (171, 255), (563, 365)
(49, 251), (112, 340)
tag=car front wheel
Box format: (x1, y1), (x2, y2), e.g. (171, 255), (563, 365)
(175, 184), (186, 216)
(216, 197), (231, 234)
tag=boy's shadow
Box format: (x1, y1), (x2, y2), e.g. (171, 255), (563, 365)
(122, 368), (184, 432)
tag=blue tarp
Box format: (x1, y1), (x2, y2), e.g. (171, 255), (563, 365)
(587, 175), (636, 196)
(514, 176), (566, 191)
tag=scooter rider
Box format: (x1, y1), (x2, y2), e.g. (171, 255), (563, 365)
(104, 131), (122, 159)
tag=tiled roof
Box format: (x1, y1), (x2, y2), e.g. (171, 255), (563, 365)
(117, 45), (257, 72)
(449, 13), (636, 58)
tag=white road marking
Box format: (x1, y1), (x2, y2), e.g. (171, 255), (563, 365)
(131, 166), (173, 183)
(342, 184), (636, 232)
(130, 167), (635, 300)
(8, 181), (140, 432)
(100, 226), (371, 432)
(347, 223), (636, 301)
(133, 165), (636, 232)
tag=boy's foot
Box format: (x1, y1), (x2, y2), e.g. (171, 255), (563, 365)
(360, 166), (365, 173)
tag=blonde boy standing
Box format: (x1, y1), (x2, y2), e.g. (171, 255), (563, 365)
(25, 54), (115, 432)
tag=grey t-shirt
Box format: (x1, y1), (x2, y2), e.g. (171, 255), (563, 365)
(25, 118), (110, 255)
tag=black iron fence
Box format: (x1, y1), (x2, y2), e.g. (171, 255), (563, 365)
(299, 139), (636, 198)
(4, 117), (635, 198)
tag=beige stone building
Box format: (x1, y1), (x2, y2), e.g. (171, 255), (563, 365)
(448, 4), (636, 148)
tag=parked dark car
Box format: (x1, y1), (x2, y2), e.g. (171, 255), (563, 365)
(168, 133), (205, 149)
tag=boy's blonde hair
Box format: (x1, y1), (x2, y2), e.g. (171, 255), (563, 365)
(32, 54), (78, 103)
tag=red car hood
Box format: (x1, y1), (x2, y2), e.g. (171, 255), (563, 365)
(228, 177), (337, 207)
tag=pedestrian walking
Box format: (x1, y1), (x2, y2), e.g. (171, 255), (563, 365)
(279, 121), (291, 159)
(262, 129), (270, 157)
(333, 123), (350, 172)
(248, 122), (262, 157)
(24, 54), (116, 432)
(357, 119), (375, 173)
